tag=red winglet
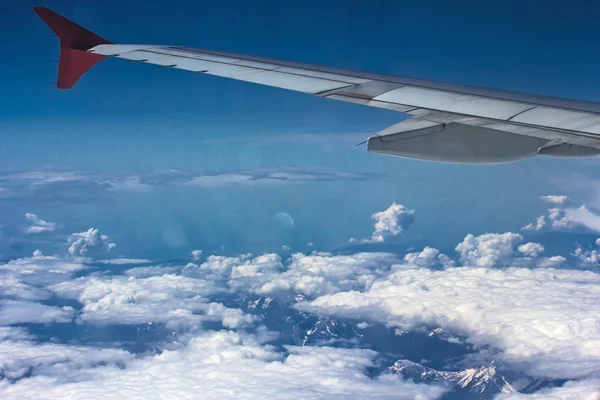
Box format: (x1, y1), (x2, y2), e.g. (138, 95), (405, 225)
(34, 7), (113, 89)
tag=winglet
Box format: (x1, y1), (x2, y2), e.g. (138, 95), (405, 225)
(33, 7), (112, 89)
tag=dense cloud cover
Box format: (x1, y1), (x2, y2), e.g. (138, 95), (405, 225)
(0, 199), (599, 399)
(0, 329), (445, 399)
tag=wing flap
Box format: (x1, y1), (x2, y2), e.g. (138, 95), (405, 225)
(367, 120), (547, 164)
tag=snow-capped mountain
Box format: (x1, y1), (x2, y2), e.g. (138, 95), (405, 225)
(244, 295), (363, 346)
(390, 359), (515, 395)
(241, 295), (557, 400)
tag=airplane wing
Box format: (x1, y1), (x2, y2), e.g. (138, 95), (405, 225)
(34, 6), (600, 164)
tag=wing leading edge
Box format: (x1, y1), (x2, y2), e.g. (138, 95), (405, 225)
(34, 6), (600, 164)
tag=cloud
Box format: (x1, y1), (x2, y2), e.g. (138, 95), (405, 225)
(191, 249), (202, 261)
(299, 265), (600, 380)
(370, 203), (415, 242)
(23, 213), (57, 234)
(67, 228), (116, 256)
(496, 379), (600, 399)
(351, 203), (415, 243)
(547, 207), (579, 230)
(0, 274), (52, 302)
(2, 198), (599, 399)
(535, 255), (566, 268)
(565, 205), (600, 232)
(0, 327), (134, 381)
(540, 195), (570, 206)
(97, 258), (152, 265)
(573, 246), (600, 267)
(521, 216), (546, 232)
(0, 168), (380, 203)
(186, 252), (398, 300)
(0, 330), (445, 400)
(181, 251), (400, 303)
(517, 243), (544, 258)
(50, 274), (253, 330)
(455, 233), (557, 269)
(403, 247), (455, 269)
(0, 255), (87, 294)
(0, 250), (443, 398)
(123, 265), (180, 278)
(521, 196), (600, 232)
(455, 233), (525, 268)
(0, 300), (74, 326)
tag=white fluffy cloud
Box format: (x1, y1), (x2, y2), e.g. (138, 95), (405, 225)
(565, 205), (600, 233)
(403, 247), (455, 269)
(67, 228), (116, 256)
(23, 213), (57, 234)
(0, 327), (134, 381)
(455, 233), (558, 268)
(191, 249), (202, 260)
(547, 207), (578, 230)
(51, 274), (253, 330)
(0, 255), (87, 291)
(0, 330), (445, 400)
(521, 196), (600, 232)
(3, 197), (600, 399)
(517, 243), (544, 258)
(184, 252), (398, 299)
(573, 246), (600, 267)
(255, 252), (397, 298)
(351, 203), (415, 243)
(0, 300), (74, 326)
(456, 233), (525, 268)
(0, 274), (52, 301)
(540, 195), (570, 206)
(300, 266), (600, 380)
(496, 379), (600, 399)
(535, 255), (566, 268)
(522, 216), (546, 232)
(123, 265), (180, 278)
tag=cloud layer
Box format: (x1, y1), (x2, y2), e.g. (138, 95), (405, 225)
(300, 265), (600, 380)
(0, 330), (445, 400)
(2, 201), (600, 398)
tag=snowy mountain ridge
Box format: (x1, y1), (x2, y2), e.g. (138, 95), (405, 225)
(390, 359), (515, 394)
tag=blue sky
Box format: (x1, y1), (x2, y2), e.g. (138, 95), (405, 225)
(1, 0), (600, 256)
(1, 1), (600, 399)
(3, 0), (600, 171)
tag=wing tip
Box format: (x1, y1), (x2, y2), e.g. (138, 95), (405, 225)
(33, 6), (112, 89)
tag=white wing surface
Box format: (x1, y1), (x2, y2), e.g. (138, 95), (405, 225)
(35, 6), (600, 164)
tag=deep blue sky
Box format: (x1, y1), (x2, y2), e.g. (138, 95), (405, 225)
(1, 4), (600, 398)
(1, 0), (600, 256)
(2, 0), (600, 170)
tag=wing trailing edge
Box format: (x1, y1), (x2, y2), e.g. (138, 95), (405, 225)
(33, 7), (112, 89)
